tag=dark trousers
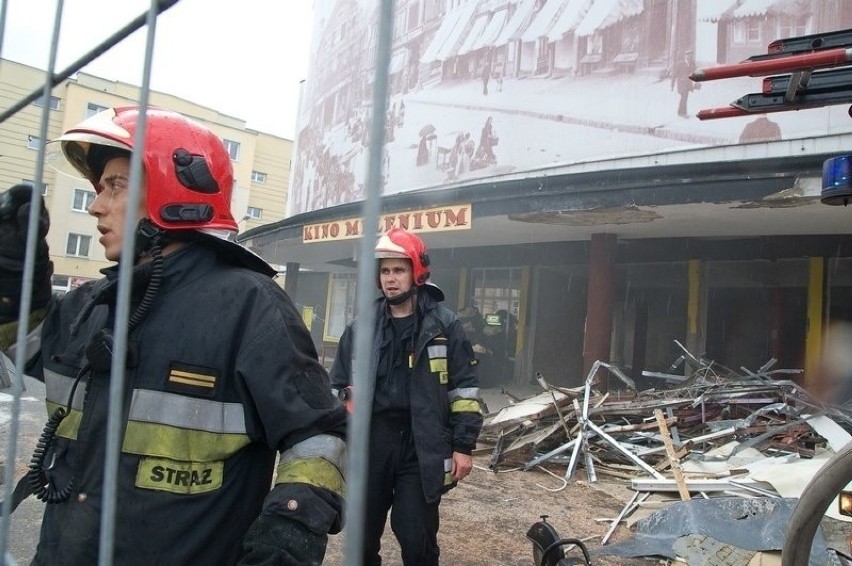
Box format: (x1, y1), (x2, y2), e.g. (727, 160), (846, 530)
(364, 413), (440, 566)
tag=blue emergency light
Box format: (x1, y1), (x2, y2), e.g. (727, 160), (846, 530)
(822, 155), (852, 206)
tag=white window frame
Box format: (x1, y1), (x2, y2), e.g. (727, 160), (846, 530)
(85, 102), (109, 117)
(72, 188), (96, 212)
(246, 206), (263, 220)
(251, 170), (267, 183)
(223, 139), (241, 161)
(746, 19), (761, 43)
(324, 273), (357, 342)
(65, 233), (91, 258)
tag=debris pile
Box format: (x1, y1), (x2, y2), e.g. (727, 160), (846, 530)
(478, 341), (852, 564)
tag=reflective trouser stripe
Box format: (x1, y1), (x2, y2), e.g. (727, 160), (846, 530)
(275, 457), (345, 498)
(123, 421), (251, 461)
(450, 399), (480, 413)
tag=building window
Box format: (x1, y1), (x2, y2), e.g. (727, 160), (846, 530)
(246, 206), (263, 220)
(85, 102), (109, 117)
(251, 170), (267, 183)
(223, 139), (240, 161)
(27, 135), (43, 150)
(732, 20), (746, 44)
(33, 94), (60, 110)
(66, 233), (91, 258)
(746, 19), (761, 43)
(22, 180), (48, 195)
(778, 15), (810, 39)
(72, 188), (96, 212)
(324, 272), (357, 341)
(52, 275), (71, 297)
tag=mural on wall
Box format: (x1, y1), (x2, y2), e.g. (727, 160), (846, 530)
(290, 0), (852, 216)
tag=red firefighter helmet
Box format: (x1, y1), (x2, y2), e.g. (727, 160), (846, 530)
(53, 106), (238, 233)
(374, 227), (431, 286)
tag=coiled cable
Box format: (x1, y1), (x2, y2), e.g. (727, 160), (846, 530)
(26, 366), (86, 504)
(25, 232), (165, 504)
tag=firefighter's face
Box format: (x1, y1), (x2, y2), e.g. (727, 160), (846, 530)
(88, 156), (148, 262)
(379, 258), (414, 299)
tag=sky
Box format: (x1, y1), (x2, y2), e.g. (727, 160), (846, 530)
(1, 1), (318, 139)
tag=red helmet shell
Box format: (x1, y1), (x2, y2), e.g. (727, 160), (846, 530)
(57, 106), (238, 233)
(374, 227), (431, 286)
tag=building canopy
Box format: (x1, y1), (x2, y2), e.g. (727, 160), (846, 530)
(521, 0), (567, 42)
(698, 0), (738, 22)
(457, 13), (490, 56)
(470, 9), (508, 52)
(494, 0), (538, 46)
(420, 0), (480, 63)
(730, 0), (808, 19)
(433, 0), (481, 61)
(575, 0), (643, 37)
(547, 0), (594, 42)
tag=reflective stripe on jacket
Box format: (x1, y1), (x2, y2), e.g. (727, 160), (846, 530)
(33, 243), (347, 565)
(330, 285), (483, 502)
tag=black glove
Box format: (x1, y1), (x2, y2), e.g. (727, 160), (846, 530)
(0, 184), (52, 322)
(240, 514), (328, 566)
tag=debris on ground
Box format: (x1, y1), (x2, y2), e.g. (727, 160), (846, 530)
(476, 340), (852, 564)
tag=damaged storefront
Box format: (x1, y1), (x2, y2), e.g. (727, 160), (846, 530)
(241, 149), (852, 398)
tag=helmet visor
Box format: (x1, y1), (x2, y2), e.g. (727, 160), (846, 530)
(46, 134), (132, 183)
(46, 107), (134, 182)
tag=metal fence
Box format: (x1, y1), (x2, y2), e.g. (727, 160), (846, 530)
(0, 1), (395, 564)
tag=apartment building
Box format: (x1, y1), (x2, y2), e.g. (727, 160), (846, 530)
(0, 58), (292, 293)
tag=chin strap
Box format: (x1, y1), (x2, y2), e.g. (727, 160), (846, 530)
(134, 219), (168, 262)
(385, 287), (417, 306)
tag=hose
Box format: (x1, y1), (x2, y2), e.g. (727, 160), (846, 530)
(781, 439), (852, 565)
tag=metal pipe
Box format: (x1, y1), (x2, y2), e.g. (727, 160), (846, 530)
(691, 47), (852, 82)
(0, 0), (64, 562)
(343, 1), (395, 564)
(0, 0), (179, 125)
(97, 1), (159, 563)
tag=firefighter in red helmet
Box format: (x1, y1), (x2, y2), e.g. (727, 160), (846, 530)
(330, 226), (483, 566)
(0, 107), (346, 565)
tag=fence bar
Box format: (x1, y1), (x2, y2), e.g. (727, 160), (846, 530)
(0, 0), (8, 61)
(0, 0), (179, 126)
(343, 0), (395, 564)
(96, 2), (159, 564)
(0, 0), (64, 562)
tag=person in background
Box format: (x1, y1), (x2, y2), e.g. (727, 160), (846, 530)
(0, 106), (346, 565)
(739, 115), (782, 143)
(330, 227), (483, 566)
(671, 49), (697, 118)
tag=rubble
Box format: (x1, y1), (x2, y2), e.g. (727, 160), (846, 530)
(477, 341), (852, 563)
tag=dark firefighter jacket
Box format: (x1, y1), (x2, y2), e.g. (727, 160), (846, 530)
(329, 284), (483, 503)
(23, 243), (347, 565)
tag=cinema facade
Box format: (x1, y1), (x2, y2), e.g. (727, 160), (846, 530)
(241, 0), (852, 392)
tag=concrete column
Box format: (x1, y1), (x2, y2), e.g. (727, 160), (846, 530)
(685, 259), (708, 368)
(631, 300), (648, 381)
(583, 233), (616, 391)
(284, 262), (300, 297)
(804, 257), (825, 389)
